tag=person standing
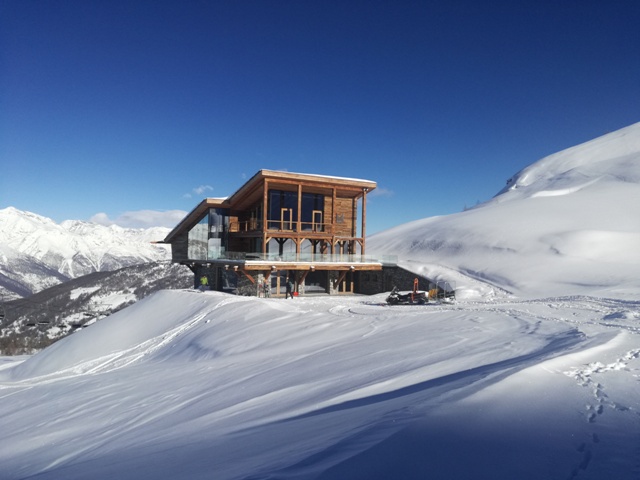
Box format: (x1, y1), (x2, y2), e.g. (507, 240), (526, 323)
(285, 276), (293, 299)
(199, 275), (209, 291)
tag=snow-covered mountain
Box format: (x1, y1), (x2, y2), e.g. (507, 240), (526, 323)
(0, 207), (171, 299)
(369, 121), (640, 299)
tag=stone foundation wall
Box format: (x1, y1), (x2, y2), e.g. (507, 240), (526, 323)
(358, 266), (434, 295)
(236, 273), (256, 296)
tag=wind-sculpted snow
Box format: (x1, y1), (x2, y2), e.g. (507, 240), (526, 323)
(1, 290), (639, 479)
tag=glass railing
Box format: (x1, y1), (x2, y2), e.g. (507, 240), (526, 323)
(210, 251), (397, 265)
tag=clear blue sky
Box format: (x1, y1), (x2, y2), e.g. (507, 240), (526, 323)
(2, 0), (639, 233)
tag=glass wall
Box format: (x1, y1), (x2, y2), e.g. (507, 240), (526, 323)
(208, 208), (228, 259)
(187, 208), (230, 260)
(301, 193), (324, 231)
(187, 216), (208, 260)
(268, 190), (297, 230)
(268, 190), (324, 231)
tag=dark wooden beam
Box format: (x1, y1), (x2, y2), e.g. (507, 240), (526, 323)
(333, 270), (348, 290)
(298, 269), (312, 284)
(234, 268), (255, 284)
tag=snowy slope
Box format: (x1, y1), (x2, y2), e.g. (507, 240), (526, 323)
(369, 122), (640, 299)
(0, 207), (171, 297)
(0, 291), (638, 479)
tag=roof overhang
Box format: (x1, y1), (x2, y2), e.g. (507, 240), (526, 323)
(228, 169), (377, 211)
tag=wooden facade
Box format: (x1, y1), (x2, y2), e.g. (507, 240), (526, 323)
(163, 170), (382, 296)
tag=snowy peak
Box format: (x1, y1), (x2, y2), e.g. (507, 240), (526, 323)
(495, 121), (640, 202)
(0, 207), (172, 298)
(0, 207), (170, 261)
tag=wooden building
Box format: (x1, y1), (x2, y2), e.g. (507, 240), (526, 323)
(163, 170), (386, 296)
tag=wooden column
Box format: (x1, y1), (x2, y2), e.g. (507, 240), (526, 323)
(331, 187), (336, 255)
(351, 198), (357, 237)
(296, 183), (302, 253)
(361, 188), (367, 254)
(262, 179), (269, 254)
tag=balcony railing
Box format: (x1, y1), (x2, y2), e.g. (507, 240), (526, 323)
(211, 251), (397, 265)
(228, 220), (336, 234)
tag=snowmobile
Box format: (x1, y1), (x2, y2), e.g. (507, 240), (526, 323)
(386, 286), (428, 305)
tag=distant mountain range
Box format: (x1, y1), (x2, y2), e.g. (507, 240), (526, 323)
(0, 207), (172, 300)
(0, 207), (193, 354)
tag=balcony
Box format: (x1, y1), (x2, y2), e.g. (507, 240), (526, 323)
(199, 251), (397, 266)
(229, 219), (335, 234)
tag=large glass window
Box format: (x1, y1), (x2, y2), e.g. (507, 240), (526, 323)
(268, 190), (297, 230)
(188, 216), (208, 260)
(187, 208), (230, 260)
(302, 193), (324, 231)
(268, 190), (324, 231)
(207, 208), (229, 259)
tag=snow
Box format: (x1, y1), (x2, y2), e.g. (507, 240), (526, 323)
(1, 292), (638, 479)
(1, 123), (640, 479)
(69, 287), (101, 300)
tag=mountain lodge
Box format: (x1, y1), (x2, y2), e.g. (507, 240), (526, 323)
(163, 170), (395, 296)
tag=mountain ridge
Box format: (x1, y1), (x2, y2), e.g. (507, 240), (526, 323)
(0, 207), (171, 299)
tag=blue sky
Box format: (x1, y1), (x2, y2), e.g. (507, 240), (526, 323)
(2, 0), (639, 233)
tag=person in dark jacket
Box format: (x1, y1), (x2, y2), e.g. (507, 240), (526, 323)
(285, 276), (294, 299)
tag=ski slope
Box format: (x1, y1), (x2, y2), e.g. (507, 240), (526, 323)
(0, 290), (639, 479)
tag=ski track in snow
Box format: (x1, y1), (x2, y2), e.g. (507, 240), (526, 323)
(2, 294), (637, 389)
(0, 294), (254, 388)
